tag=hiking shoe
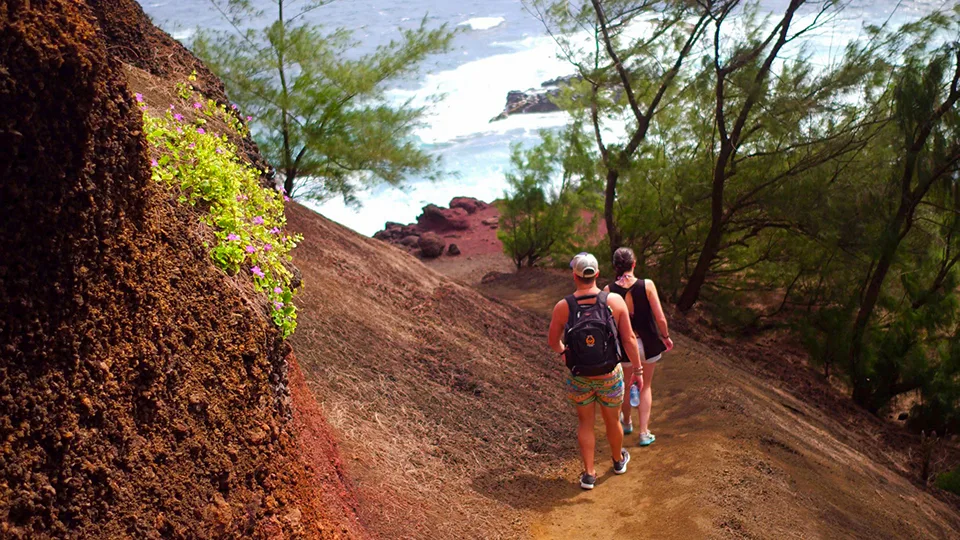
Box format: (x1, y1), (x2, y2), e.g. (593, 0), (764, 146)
(619, 412), (634, 434)
(613, 449), (630, 474)
(580, 472), (596, 490)
(639, 431), (656, 447)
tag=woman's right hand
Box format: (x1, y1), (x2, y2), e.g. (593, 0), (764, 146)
(664, 337), (674, 352)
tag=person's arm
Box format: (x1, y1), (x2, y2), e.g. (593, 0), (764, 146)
(607, 294), (643, 385)
(548, 299), (569, 356)
(646, 280), (674, 352)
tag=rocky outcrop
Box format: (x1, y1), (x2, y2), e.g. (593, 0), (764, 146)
(490, 75), (579, 122)
(373, 197), (496, 258)
(418, 204), (470, 231)
(0, 1), (351, 537)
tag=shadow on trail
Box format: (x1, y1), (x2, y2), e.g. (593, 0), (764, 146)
(472, 467), (619, 511)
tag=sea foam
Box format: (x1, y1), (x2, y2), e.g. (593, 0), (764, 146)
(458, 17), (506, 31)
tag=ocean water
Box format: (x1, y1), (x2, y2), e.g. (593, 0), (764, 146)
(139, 0), (949, 236)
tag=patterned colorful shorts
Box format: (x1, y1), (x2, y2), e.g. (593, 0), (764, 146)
(565, 363), (624, 408)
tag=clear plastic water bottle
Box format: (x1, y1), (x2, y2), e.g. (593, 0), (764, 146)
(629, 383), (640, 407)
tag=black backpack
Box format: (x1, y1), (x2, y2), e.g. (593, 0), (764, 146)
(563, 292), (621, 376)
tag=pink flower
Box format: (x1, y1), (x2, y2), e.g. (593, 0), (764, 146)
(173, 113), (184, 121)
(273, 286), (283, 294)
(252, 216), (264, 225)
(283, 195), (290, 202)
(216, 147), (224, 154)
(246, 115), (252, 121)
(169, 104), (175, 110)
(231, 104), (239, 110)
(270, 227), (281, 235)
(176, 127), (183, 134)
(188, 143), (195, 149)
(273, 301), (284, 310)
(134, 93), (143, 103)
(197, 128), (205, 134)
(245, 245), (256, 254)
(193, 102), (202, 109)
(226, 233), (240, 241)
(150, 158), (158, 167)
(236, 194), (248, 202)
(263, 243), (272, 252)
(251, 266), (264, 278)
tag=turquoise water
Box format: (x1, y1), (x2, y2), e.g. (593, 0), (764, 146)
(139, 0), (949, 235)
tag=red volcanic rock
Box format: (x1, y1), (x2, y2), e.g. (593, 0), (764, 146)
(450, 197), (488, 215)
(372, 197), (503, 257)
(418, 233), (446, 258)
(417, 204), (470, 231)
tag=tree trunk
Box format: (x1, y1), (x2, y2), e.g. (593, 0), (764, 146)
(848, 207), (911, 404)
(676, 219), (723, 312)
(604, 168), (621, 260)
(283, 174), (295, 198)
(677, 141), (733, 312)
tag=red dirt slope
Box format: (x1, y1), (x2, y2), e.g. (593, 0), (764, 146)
(285, 202), (574, 539)
(0, 2), (359, 537)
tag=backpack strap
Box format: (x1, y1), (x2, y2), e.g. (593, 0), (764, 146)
(596, 291), (609, 307)
(564, 295), (579, 327)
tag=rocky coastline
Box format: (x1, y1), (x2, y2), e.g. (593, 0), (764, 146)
(489, 75), (579, 122)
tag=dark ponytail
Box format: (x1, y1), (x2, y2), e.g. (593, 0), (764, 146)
(612, 247), (636, 278)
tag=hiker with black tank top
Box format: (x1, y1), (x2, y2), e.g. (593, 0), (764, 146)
(605, 247), (674, 447)
(548, 253), (644, 490)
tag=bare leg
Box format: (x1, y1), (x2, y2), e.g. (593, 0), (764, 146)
(576, 402), (597, 475)
(619, 362), (634, 427)
(599, 404), (624, 462)
(638, 362), (657, 434)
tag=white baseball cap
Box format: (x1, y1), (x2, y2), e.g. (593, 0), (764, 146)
(571, 252), (599, 278)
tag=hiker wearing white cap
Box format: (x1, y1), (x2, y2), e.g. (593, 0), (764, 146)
(548, 252), (644, 490)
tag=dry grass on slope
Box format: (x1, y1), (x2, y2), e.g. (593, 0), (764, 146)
(285, 203), (574, 539)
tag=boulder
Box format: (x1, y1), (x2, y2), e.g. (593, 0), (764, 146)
(447, 244), (461, 256)
(417, 204), (469, 231)
(418, 233), (446, 258)
(482, 217), (499, 228)
(399, 235), (420, 247)
(449, 197), (487, 214)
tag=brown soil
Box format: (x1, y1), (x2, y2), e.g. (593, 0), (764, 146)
(477, 269), (960, 539)
(285, 203), (574, 539)
(0, 2), (358, 538)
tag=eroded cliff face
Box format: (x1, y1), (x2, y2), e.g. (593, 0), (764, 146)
(0, 2), (347, 537)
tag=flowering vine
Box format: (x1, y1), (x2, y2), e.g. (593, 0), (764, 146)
(136, 77), (302, 337)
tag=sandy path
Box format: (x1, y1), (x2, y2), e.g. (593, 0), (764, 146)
(478, 270), (960, 540)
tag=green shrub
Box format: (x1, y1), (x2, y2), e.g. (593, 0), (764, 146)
(935, 465), (960, 495)
(136, 80), (302, 337)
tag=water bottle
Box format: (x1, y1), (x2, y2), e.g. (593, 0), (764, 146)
(629, 382), (640, 407)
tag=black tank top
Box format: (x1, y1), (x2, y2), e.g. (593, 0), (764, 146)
(608, 279), (667, 360)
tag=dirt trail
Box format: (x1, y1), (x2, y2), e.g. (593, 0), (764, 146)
(479, 270), (960, 540)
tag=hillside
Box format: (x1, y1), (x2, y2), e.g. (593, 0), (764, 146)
(285, 202), (573, 538)
(285, 197), (960, 537)
(0, 1), (360, 537)
(4, 1), (959, 538)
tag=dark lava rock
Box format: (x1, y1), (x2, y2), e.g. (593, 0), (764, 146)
(418, 233), (446, 258)
(490, 90), (561, 121)
(399, 235), (420, 247)
(447, 244), (461, 256)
